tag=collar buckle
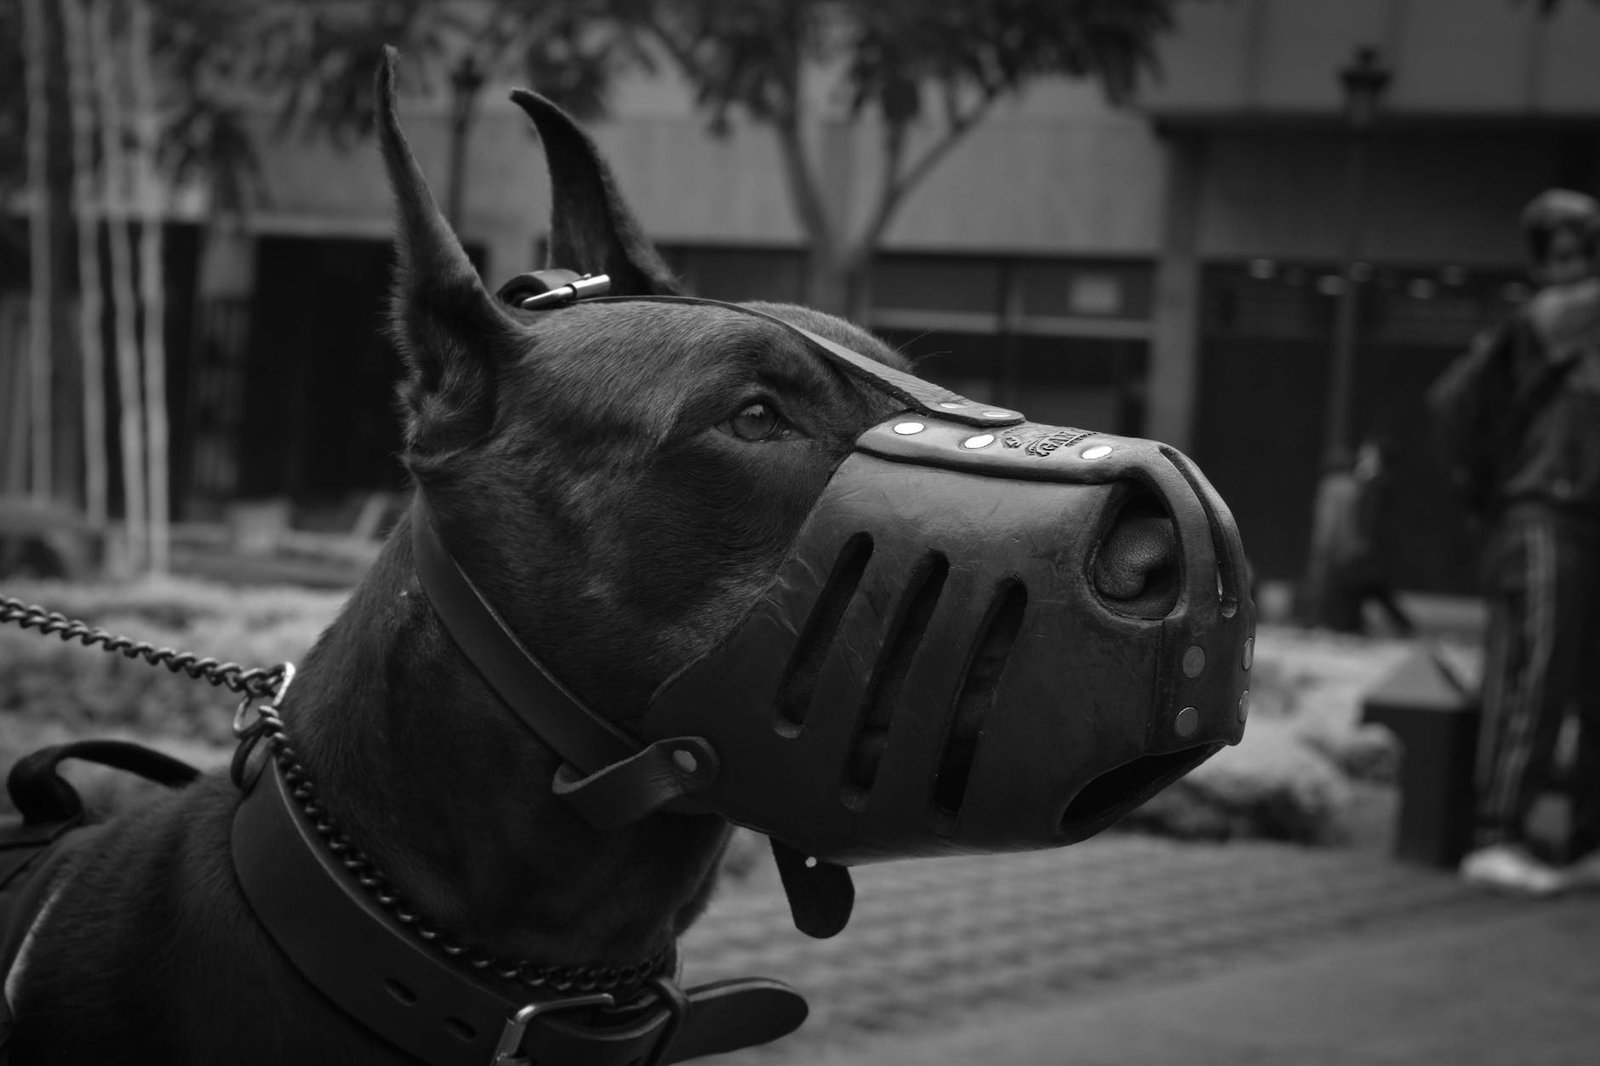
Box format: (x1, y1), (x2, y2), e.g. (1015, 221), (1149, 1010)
(492, 992), (616, 1065)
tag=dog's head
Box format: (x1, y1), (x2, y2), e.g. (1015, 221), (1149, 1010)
(367, 50), (1249, 904)
(376, 51), (912, 719)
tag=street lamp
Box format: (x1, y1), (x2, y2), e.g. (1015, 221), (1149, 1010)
(446, 53), (487, 230)
(1302, 45), (1392, 630)
(1322, 46), (1392, 466)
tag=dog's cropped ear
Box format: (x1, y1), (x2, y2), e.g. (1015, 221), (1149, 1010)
(377, 48), (521, 456)
(510, 89), (683, 297)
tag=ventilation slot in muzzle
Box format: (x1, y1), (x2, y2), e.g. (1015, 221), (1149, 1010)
(776, 532), (874, 736)
(841, 551), (950, 809)
(932, 579), (1028, 828)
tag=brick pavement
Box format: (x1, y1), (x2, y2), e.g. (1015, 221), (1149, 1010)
(680, 833), (1518, 1062)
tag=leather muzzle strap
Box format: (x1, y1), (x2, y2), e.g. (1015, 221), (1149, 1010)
(231, 758), (807, 1065)
(409, 498), (719, 826)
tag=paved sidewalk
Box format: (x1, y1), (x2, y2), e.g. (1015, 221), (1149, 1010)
(809, 897), (1600, 1065)
(681, 834), (1576, 1064)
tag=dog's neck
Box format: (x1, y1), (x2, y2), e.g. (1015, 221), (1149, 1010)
(279, 513), (731, 971)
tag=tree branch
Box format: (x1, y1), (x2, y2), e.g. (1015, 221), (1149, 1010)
(772, 107), (837, 261)
(852, 87), (998, 259)
(637, 11), (699, 81)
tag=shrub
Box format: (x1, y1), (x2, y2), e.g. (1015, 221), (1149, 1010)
(1121, 719), (1354, 844)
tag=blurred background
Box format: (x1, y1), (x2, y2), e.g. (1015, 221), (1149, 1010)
(4, 0), (1594, 599)
(4, 1), (1599, 1061)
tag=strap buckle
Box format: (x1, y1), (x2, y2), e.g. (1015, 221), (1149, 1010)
(638, 976), (690, 1066)
(492, 992), (615, 1065)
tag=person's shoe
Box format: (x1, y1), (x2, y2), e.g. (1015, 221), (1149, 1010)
(1460, 843), (1567, 896)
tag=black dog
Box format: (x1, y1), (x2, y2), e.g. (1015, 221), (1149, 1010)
(5, 50), (1194, 1064)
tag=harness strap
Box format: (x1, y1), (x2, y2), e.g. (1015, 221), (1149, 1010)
(2, 740), (197, 1058)
(232, 755), (807, 1066)
(7, 741), (199, 825)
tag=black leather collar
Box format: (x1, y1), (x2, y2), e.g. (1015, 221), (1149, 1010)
(230, 745), (808, 1065)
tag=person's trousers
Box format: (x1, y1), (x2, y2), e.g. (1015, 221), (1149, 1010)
(1475, 503), (1600, 858)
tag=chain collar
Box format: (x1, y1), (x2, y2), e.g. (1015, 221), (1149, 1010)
(231, 701), (672, 999)
(3, 592), (810, 1063)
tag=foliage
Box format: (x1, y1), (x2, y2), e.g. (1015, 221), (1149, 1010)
(642, 0), (1177, 128)
(0, 0), (636, 218)
(147, 0), (270, 212)
(253, 0), (636, 144)
(631, 0), (1193, 314)
(1122, 718), (1358, 844)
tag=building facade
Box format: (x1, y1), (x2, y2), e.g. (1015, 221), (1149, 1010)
(170, 0), (1600, 593)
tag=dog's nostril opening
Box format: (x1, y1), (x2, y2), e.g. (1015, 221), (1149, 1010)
(1092, 490), (1180, 619)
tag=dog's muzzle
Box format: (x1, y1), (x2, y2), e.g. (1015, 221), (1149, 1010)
(643, 413), (1251, 865)
(416, 276), (1255, 938)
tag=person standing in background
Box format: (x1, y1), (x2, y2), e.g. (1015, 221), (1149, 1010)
(1303, 435), (1416, 636)
(1429, 189), (1600, 895)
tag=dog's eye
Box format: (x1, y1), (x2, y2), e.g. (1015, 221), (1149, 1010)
(722, 401), (788, 442)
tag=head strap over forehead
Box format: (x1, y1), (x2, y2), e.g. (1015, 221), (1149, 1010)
(493, 271), (1025, 429)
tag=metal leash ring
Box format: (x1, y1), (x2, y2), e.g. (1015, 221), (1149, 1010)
(232, 661), (298, 738)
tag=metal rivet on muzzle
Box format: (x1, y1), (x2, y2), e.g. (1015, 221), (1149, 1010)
(1242, 636), (1255, 671)
(1174, 706), (1199, 738)
(962, 434), (995, 450)
(937, 401), (966, 410)
(893, 421), (926, 435)
(1081, 445), (1113, 461)
(672, 749), (699, 774)
(981, 409), (1017, 419)
(1182, 646), (1205, 678)
(1237, 690), (1251, 724)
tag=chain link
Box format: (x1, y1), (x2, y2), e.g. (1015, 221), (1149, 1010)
(1, 593), (288, 699)
(237, 706), (669, 996)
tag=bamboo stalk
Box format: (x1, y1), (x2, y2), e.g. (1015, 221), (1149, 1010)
(130, 0), (168, 572)
(90, 0), (146, 571)
(63, 0), (107, 529)
(21, 0), (52, 500)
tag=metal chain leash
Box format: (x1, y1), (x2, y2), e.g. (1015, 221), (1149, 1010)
(0, 593), (289, 699)
(229, 703), (669, 996)
(4, 589), (667, 997)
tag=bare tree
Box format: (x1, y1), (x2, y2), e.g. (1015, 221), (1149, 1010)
(131, 0), (169, 572)
(62, 0), (108, 529)
(91, 0), (147, 570)
(260, 0), (630, 229)
(21, 0), (52, 499)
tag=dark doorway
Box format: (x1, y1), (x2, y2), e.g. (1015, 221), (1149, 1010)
(241, 236), (405, 502)
(238, 235), (482, 509)
(1194, 261), (1519, 594)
